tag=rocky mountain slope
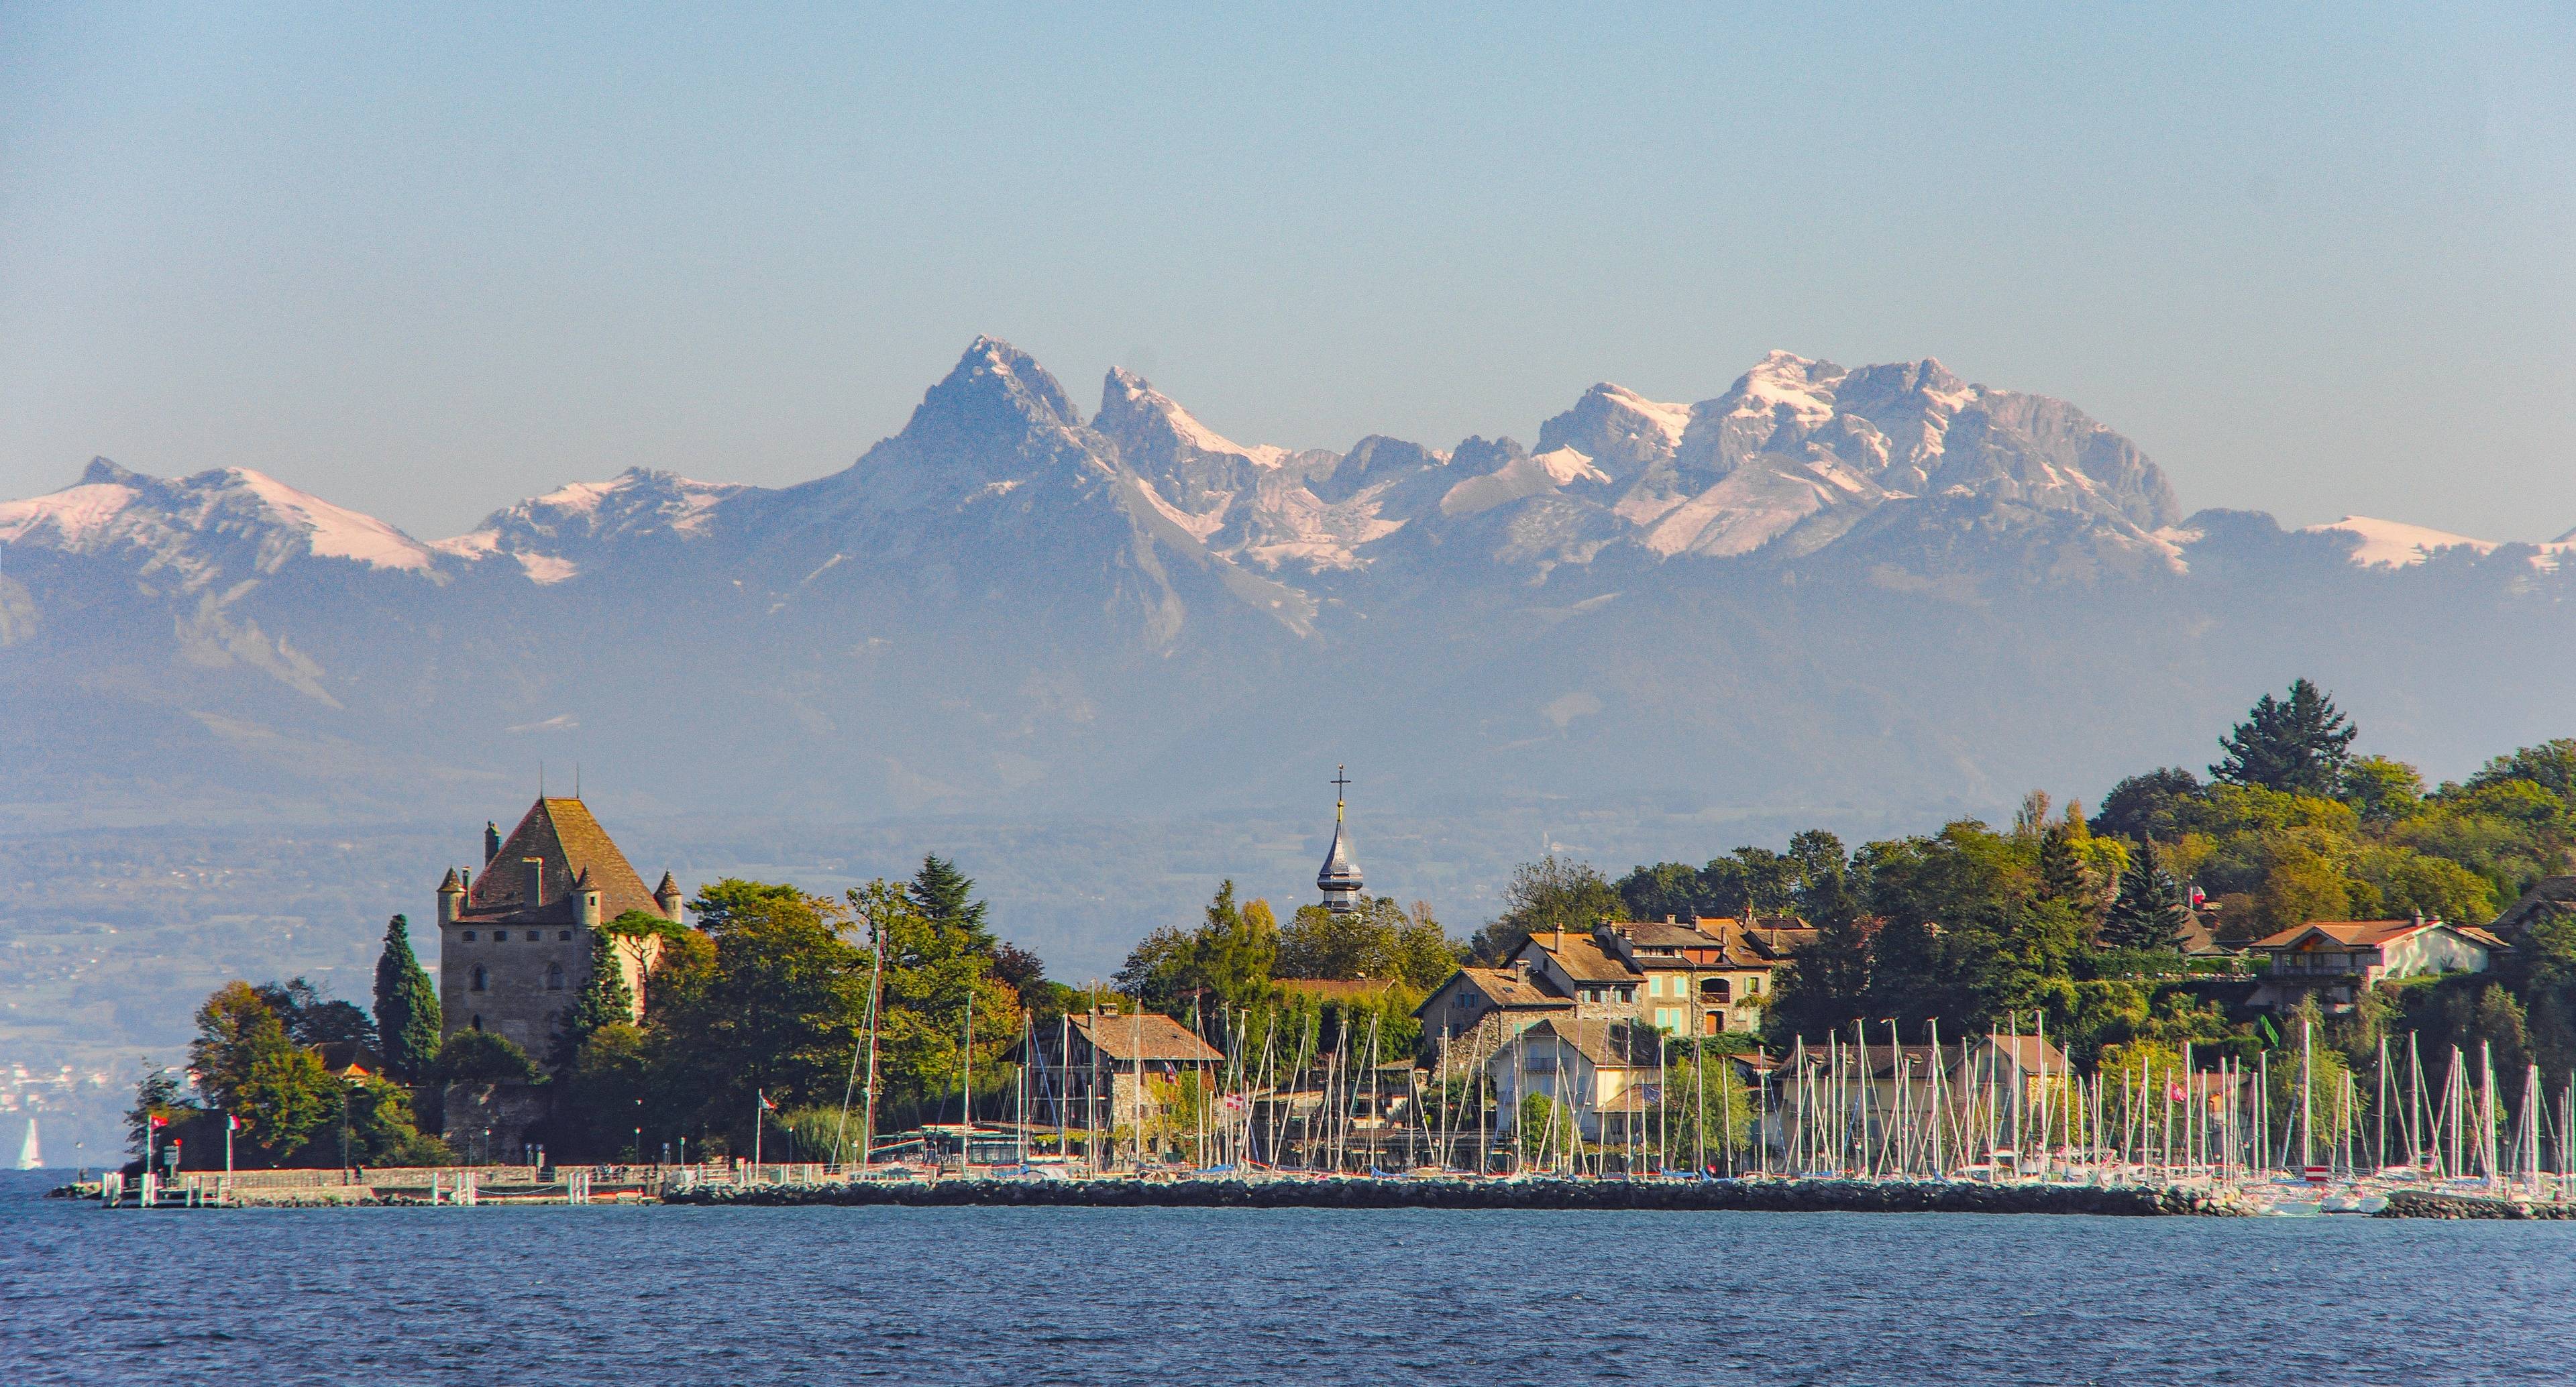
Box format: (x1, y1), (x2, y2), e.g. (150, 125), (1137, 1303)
(5, 338), (2572, 838)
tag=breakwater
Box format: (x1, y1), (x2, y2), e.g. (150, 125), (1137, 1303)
(665, 1175), (2241, 1216)
(2378, 1190), (2576, 1220)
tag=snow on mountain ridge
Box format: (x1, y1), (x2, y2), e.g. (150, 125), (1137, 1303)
(0, 459), (439, 579)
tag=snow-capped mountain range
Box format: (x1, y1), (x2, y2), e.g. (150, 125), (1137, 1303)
(3, 338), (2196, 595)
(5, 337), (2573, 833)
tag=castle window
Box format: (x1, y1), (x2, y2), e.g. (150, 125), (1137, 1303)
(559, 930), (572, 941)
(546, 962), (564, 991)
(494, 930), (509, 942)
(470, 964), (488, 992)
(462, 931), (476, 942)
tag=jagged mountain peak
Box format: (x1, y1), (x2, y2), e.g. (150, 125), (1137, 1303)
(1538, 383), (1692, 479)
(1095, 367), (1289, 470)
(905, 335), (1083, 438)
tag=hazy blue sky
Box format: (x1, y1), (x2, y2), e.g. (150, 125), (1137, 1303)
(4, 4), (2571, 540)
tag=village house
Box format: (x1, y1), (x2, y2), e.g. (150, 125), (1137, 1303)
(1512, 929), (1640, 1014)
(1486, 1014), (1666, 1146)
(1507, 916), (1811, 1039)
(1412, 963), (1572, 1057)
(2246, 915), (2502, 1012)
(1012, 1007), (1225, 1151)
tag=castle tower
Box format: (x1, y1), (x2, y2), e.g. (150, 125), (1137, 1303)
(1316, 765), (1364, 914)
(436, 867), (465, 927)
(655, 871), (684, 923)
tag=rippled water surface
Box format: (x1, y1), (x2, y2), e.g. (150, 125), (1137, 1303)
(7, 1170), (2575, 1385)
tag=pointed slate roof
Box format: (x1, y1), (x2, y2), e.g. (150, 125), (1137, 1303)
(460, 797), (659, 922)
(1316, 771), (1362, 904)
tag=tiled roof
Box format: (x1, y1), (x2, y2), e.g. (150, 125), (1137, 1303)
(2249, 919), (2433, 951)
(1525, 933), (1637, 984)
(2483, 876), (2576, 940)
(460, 797), (661, 924)
(1702, 917), (1815, 962)
(1614, 920), (1723, 950)
(1071, 1011), (1225, 1064)
(1447, 966), (1573, 1010)
(1511, 1016), (1662, 1070)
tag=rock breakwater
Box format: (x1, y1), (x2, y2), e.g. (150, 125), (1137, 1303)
(666, 1176), (2239, 1216)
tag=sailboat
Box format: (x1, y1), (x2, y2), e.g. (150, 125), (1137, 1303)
(15, 1115), (39, 1170)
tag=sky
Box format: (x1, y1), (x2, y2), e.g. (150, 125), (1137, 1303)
(3, 3), (2572, 542)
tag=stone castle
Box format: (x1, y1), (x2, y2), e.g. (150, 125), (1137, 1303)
(433, 797), (682, 1156)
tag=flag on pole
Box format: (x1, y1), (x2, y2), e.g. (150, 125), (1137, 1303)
(759, 1091), (777, 1112)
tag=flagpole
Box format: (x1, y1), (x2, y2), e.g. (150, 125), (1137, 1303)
(752, 1091), (763, 1180)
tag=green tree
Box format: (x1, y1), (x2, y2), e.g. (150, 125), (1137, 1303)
(1766, 832), (1877, 1041)
(847, 879), (1022, 1125)
(2037, 822), (2097, 921)
(2467, 738), (2576, 801)
(649, 880), (875, 1132)
(235, 1044), (335, 1160)
(1277, 897), (1459, 983)
(341, 1075), (451, 1167)
(2341, 756), (2425, 823)
(189, 981), (288, 1112)
(125, 1066), (191, 1159)
(908, 854), (996, 954)
(1470, 856), (1621, 962)
(2212, 678), (2357, 795)
(256, 977), (376, 1049)
(550, 930), (637, 1070)
(372, 915), (442, 1082)
(1116, 881), (1283, 1011)
(435, 1029), (538, 1083)
(2102, 838), (2190, 951)
(2091, 767), (2203, 842)
(555, 1021), (652, 1160)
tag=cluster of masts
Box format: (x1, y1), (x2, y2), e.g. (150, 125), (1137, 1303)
(792, 997), (2576, 1205)
(1758, 1018), (2575, 1200)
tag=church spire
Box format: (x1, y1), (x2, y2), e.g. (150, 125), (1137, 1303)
(1316, 764), (1364, 914)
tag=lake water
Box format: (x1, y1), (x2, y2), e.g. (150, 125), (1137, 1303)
(6, 1170), (2573, 1385)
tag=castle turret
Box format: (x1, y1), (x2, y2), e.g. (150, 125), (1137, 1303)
(1316, 764), (1364, 915)
(655, 871), (684, 923)
(574, 866), (602, 930)
(436, 867), (465, 926)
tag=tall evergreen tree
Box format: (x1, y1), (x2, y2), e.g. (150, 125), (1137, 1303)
(2102, 838), (2191, 950)
(371, 915), (442, 1082)
(2212, 678), (2357, 795)
(908, 854), (996, 953)
(550, 932), (637, 1070)
(2037, 824), (2092, 911)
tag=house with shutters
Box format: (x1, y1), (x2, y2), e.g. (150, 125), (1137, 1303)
(1505, 917), (1813, 1040)
(2245, 915), (2502, 1012)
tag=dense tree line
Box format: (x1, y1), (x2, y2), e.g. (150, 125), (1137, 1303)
(1589, 680), (2576, 1103)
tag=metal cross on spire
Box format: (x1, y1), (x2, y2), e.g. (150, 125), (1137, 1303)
(1331, 764), (1351, 799)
